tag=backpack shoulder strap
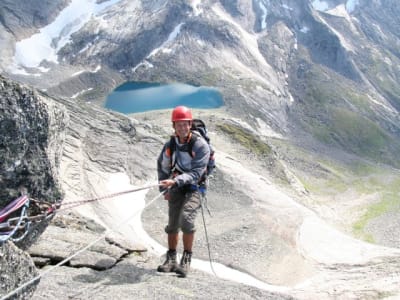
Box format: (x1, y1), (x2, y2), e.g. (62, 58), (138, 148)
(169, 135), (177, 168)
(187, 131), (199, 157)
(170, 132), (199, 160)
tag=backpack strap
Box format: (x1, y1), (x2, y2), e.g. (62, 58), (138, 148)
(169, 132), (199, 170)
(169, 135), (177, 170)
(187, 131), (199, 156)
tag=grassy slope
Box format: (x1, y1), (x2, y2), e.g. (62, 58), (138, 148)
(287, 53), (400, 243)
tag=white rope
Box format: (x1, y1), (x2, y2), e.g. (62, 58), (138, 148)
(0, 189), (164, 300)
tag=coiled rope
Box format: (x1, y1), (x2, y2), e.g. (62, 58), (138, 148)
(0, 195), (29, 223)
(0, 198), (30, 243)
(0, 186), (164, 300)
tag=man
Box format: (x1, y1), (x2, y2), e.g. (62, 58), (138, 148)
(157, 105), (211, 277)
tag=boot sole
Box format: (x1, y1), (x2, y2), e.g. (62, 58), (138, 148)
(157, 265), (178, 273)
(174, 268), (188, 277)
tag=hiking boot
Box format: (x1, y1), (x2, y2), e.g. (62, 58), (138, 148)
(157, 250), (178, 273)
(175, 250), (192, 277)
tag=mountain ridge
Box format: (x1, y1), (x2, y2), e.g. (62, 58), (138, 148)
(1, 0), (400, 298)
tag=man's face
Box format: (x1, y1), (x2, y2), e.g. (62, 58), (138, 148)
(174, 120), (191, 138)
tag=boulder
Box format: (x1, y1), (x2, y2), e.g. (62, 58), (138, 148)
(0, 242), (38, 299)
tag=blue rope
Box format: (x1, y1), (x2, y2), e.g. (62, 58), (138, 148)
(0, 199), (30, 244)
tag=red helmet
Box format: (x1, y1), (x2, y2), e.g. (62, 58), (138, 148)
(171, 106), (193, 122)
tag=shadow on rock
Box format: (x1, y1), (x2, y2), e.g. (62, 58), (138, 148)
(73, 261), (155, 286)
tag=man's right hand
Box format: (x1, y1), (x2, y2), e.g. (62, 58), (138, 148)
(159, 179), (176, 201)
(159, 179), (176, 189)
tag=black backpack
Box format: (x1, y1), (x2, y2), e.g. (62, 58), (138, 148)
(191, 119), (210, 144)
(169, 119), (215, 175)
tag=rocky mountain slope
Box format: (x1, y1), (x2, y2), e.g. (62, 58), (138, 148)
(1, 0), (400, 299)
(1, 75), (400, 299)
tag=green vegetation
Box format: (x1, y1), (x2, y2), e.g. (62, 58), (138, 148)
(274, 137), (400, 243)
(317, 107), (389, 157)
(297, 65), (400, 168)
(170, 67), (234, 88)
(216, 123), (273, 156)
(364, 54), (400, 108)
(78, 87), (108, 102)
(353, 191), (400, 243)
(218, 123), (293, 185)
(302, 158), (400, 243)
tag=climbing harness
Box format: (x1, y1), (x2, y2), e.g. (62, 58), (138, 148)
(0, 185), (164, 300)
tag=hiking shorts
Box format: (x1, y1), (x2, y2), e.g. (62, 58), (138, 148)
(164, 187), (201, 234)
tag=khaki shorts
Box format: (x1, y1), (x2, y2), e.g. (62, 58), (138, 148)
(164, 187), (201, 234)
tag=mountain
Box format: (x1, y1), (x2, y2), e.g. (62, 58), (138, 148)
(1, 0), (400, 299)
(2, 0), (400, 162)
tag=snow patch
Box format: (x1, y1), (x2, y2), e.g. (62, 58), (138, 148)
(71, 65), (101, 77)
(147, 22), (184, 58)
(92, 65), (101, 73)
(256, 0), (268, 30)
(191, 0), (203, 16)
(71, 70), (85, 77)
(346, 0), (359, 13)
(196, 39), (205, 47)
(9, 0), (122, 74)
(132, 61), (154, 73)
(71, 87), (93, 99)
(326, 4), (349, 17)
(281, 4), (293, 11)
(132, 22), (183, 73)
(311, 0), (330, 11)
(300, 26), (310, 33)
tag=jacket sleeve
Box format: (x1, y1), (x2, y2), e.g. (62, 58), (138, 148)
(157, 142), (171, 192)
(174, 138), (210, 187)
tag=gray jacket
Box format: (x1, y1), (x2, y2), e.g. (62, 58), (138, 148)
(157, 132), (210, 188)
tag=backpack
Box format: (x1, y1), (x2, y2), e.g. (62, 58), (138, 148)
(169, 119), (215, 176)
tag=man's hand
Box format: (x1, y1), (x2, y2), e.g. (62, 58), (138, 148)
(159, 179), (176, 189)
(159, 179), (176, 201)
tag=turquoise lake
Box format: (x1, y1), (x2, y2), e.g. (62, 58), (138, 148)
(105, 82), (224, 114)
